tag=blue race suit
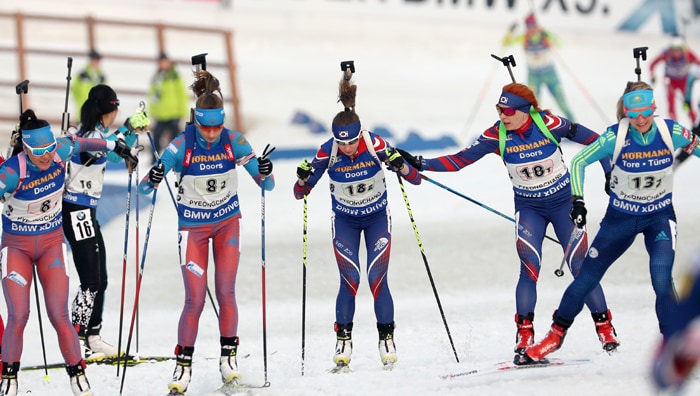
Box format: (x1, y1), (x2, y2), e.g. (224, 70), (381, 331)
(556, 118), (700, 335)
(421, 113), (612, 320)
(293, 132), (420, 327)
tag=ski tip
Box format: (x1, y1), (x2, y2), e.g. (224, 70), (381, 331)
(328, 362), (352, 374)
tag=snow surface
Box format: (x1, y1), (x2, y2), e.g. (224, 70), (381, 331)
(0, 0), (700, 395)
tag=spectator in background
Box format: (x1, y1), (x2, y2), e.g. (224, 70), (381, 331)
(148, 53), (190, 154)
(650, 36), (700, 123)
(71, 50), (107, 121)
(502, 13), (575, 122)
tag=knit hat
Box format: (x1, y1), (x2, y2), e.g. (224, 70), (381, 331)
(525, 13), (537, 27)
(88, 84), (119, 115)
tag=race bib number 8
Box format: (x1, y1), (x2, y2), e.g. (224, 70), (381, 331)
(516, 159), (554, 181)
(193, 174), (228, 196)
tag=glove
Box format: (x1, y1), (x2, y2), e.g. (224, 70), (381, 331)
(569, 196), (587, 228)
(385, 147), (404, 171)
(604, 172), (611, 196)
(396, 148), (423, 171)
(149, 163), (165, 185)
(258, 156), (273, 176)
(80, 152), (102, 167)
(113, 138), (138, 166)
(124, 111), (150, 134)
(297, 159), (311, 181)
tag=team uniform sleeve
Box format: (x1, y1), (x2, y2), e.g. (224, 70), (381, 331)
(669, 120), (700, 155)
(0, 162), (21, 197)
(423, 126), (498, 172)
(558, 118), (613, 173)
(569, 129), (616, 197)
(375, 136), (420, 185)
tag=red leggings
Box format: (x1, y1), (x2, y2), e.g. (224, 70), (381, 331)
(1, 228), (82, 365)
(175, 216), (241, 347)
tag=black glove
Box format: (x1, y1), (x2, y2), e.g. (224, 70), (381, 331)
(570, 196), (587, 228)
(80, 152), (102, 167)
(385, 147), (404, 172)
(297, 159), (311, 181)
(258, 156), (273, 176)
(113, 139), (138, 166)
(396, 148), (423, 171)
(604, 172), (611, 196)
(149, 163), (164, 185)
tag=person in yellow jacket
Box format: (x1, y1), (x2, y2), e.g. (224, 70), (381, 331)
(148, 52), (190, 154)
(502, 13), (575, 121)
(71, 50), (107, 121)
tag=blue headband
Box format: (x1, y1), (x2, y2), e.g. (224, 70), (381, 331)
(22, 125), (56, 147)
(194, 107), (225, 126)
(497, 91), (532, 111)
(332, 121), (361, 141)
(622, 90), (655, 109)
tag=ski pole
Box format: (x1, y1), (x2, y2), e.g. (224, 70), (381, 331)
(134, 149), (141, 353)
(116, 161), (135, 375)
(301, 194), (308, 376)
(144, 128), (220, 319)
(61, 56), (73, 135)
(420, 174), (560, 244)
(259, 144), (275, 386)
(32, 266), (50, 382)
(396, 173), (459, 362)
(119, 170), (159, 395)
(554, 226), (585, 277)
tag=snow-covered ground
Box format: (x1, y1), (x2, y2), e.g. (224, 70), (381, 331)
(1, 0), (700, 395)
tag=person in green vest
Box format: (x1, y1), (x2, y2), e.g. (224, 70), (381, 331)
(148, 52), (190, 154)
(71, 49), (107, 121)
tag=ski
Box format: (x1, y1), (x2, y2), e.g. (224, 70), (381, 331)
(328, 362), (352, 374)
(440, 357), (591, 380)
(212, 379), (271, 395)
(22, 355), (175, 371)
